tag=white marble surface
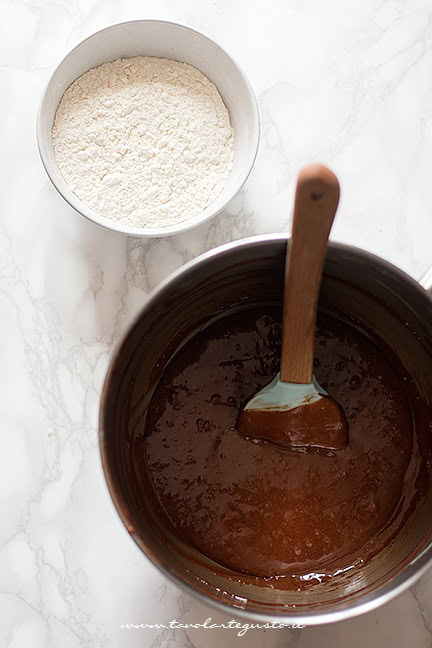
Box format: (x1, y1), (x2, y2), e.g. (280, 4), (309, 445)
(2, 0), (432, 645)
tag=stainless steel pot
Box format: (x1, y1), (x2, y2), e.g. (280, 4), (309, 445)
(99, 235), (432, 625)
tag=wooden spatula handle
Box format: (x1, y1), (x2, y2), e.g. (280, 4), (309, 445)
(280, 163), (340, 384)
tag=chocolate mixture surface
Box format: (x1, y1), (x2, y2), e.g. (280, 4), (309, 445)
(138, 307), (418, 580)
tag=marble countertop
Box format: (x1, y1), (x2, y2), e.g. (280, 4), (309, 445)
(2, 0), (432, 645)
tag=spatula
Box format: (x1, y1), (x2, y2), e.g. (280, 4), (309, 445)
(237, 163), (348, 451)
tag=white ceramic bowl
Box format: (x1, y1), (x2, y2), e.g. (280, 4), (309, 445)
(37, 20), (260, 237)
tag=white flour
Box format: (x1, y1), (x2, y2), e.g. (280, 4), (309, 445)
(52, 56), (234, 229)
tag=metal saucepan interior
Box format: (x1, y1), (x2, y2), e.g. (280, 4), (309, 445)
(100, 238), (432, 624)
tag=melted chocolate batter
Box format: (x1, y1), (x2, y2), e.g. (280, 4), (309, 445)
(237, 390), (349, 450)
(138, 308), (421, 580)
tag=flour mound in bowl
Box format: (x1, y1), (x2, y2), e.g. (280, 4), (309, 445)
(52, 56), (234, 229)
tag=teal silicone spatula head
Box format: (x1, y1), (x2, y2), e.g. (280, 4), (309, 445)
(237, 164), (348, 451)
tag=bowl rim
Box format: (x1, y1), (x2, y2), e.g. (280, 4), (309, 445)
(36, 19), (261, 238)
(99, 233), (432, 625)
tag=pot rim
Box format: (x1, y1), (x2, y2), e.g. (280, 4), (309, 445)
(99, 234), (432, 625)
